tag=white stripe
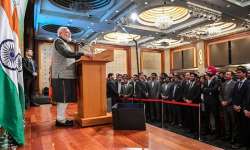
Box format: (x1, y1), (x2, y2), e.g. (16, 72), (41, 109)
(0, 6), (18, 90)
(13, 32), (24, 88)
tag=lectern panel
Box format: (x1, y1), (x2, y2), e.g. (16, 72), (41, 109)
(82, 62), (106, 118)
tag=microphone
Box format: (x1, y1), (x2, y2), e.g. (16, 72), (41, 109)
(72, 40), (86, 47)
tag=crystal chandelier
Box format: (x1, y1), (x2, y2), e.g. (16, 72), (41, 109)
(155, 15), (174, 30)
(207, 26), (220, 35)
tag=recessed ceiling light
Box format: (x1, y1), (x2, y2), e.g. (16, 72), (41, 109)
(226, 4), (231, 8)
(115, 10), (119, 13)
(232, 18), (235, 21)
(145, 1), (148, 5)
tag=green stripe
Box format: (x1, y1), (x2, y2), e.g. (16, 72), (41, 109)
(0, 67), (24, 145)
(18, 84), (25, 114)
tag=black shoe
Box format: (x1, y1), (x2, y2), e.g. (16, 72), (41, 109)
(65, 120), (74, 126)
(232, 143), (242, 149)
(30, 102), (40, 107)
(55, 120), (73, 127)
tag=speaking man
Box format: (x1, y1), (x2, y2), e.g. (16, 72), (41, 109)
(51, 27), (92, 127)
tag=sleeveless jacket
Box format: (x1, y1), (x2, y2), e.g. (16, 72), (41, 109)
(51, 37), (82, 79)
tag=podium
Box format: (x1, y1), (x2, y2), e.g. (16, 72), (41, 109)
(76, 50), (113, 127)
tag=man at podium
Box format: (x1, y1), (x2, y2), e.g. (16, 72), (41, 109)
(51, 27), (92, 127)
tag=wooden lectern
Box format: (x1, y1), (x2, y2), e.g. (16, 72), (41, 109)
(76, 50), (113, 127)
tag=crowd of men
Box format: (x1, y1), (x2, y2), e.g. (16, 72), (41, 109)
(107, 65), (250, 149)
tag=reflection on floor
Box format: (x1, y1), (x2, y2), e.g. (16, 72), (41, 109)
(18, 104), (222, 150)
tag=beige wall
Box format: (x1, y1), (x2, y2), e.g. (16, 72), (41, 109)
(106, 49), (127, 75)
(142, 52), (161, 76)
(164, 49), (171, 74)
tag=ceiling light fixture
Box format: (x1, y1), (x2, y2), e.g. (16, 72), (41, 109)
(207, 26), (221, 35)
(138, 6), (190, 29)
(104, 32), (141, 43)
(155, 15), (174, 30)
(130, 12), (138, 21)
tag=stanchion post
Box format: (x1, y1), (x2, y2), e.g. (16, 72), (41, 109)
(161, 99), (164, 128)
(198, 103), (201, 141)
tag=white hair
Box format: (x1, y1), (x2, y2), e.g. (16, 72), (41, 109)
(57, 26), (69, 37)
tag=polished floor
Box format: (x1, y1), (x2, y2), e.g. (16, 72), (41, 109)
(18, 104), (222, 150)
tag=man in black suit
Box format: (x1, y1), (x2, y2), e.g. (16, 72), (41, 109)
(184, 73), (201, 134)
(22, 49), (39, 109)
(231, 66), (249, 149)
(148, 73), (161, 122)
(107, 73), (119, 106)
(135, 73), (149, 120)
(120, 77), (133, 99)
(203, 66), (221, 139)
(219, 71), (236, 141)
(182, 72), (191, 128)
(243, 83), (250, 150)
(130, 74), (138, 98)
(169, 74), (183, 126)
(161, 76), (172, 124)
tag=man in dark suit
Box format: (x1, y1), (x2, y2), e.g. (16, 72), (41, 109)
(120, 77), (133, 99)
(219, 71), (236, 141)
(182, 72), (191, 128)
(130, 74), (138, 98)
(135, 73), (149, 120)
(22, 49), (39, 109)
(184, 73), (201, 134)
(169, 74), (183, 126)
(161, 76), (172, 124)
(115, 74), (123, 97)
(231, 66), (249, 149)
(148, 73), (161, 122)
(107, 73), (119, 106)
(243, 83), (250, 150)
(203, 66), (221, 139)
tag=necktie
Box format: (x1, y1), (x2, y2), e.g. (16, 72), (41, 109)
(165, 84), (168, 91)
(173, 85), (177, 97)
(189, 81), (194, 89)
(118, 83), (121, 94)
(238, 81), (243, 89)
(29, 59), (35, 72)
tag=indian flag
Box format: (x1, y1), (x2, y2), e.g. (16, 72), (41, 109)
(0, 0), (27, 145)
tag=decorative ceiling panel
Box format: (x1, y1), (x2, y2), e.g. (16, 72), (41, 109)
(226, 0), (250, 7)
(49, 0), (112, 11)
(138, 6), (190, 27)
(103, 32), (141, 43)
(42, 24), (82, 34)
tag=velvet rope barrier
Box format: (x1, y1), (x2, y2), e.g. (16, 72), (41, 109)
(123, 98), (200, 108)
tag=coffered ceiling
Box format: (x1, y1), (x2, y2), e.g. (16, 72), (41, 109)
(34, 0), (250, 49)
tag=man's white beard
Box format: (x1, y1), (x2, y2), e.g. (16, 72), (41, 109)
(67, 37), (72, 42)
(61, 36), (72, 42)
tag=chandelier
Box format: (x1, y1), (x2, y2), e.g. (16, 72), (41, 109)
(155, 15), (174, 30)
(207, 26), (221, 35)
